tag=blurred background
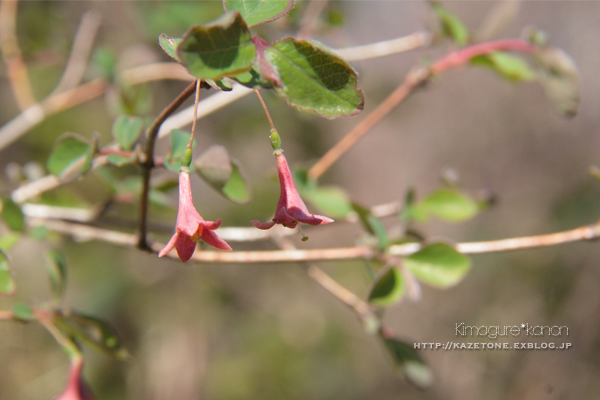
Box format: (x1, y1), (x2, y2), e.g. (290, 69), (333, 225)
(1, 1), (600, 399)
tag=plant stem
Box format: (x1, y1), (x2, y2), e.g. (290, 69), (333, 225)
(187, 79), (201, 148)
(308, 38), (537, 181)
(137, 81), (197, 251)
(28, 217), (600, 263)
(0, 0), (36, 109)
(308, 66), (429, 181)
(254, 88), (276, 130)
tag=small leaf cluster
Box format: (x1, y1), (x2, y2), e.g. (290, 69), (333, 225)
(159, 0), (364, 118)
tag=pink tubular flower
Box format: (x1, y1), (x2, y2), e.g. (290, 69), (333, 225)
(54, 358), (94, 400)
(251, 151), (334, 230)
(158, 167), (231, 262)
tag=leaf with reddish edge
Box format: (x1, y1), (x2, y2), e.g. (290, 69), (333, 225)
(158, 34), (183, 62)
(223, 0), (294, 27)
(264, 38), (364, 118)
(252, 36), (283, 87)
(177, 11), (255, 81)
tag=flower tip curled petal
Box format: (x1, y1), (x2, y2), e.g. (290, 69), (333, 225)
(201, 228), (232, 251)
(251, 220), (276, 230)
(297, 214), (334, 226)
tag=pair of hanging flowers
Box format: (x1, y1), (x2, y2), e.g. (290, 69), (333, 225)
(159, 129), (333, 263)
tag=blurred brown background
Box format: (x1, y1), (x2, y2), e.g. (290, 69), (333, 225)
(1, 1), (600, 399)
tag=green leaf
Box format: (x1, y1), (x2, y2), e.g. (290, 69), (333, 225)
(232, 68), (272, 88)
(0, 232), (22, 251)
(107, 153), (137, 167)
(0, 251), (15, 296)
(433, 4), (469, 46)
(308, 186), (353, 218)
(223, 0), (294, 27)
(368, 267), (405, 306)
(400, 189), (429, 223)
(158, 34), (183, 62)
(222, 161), (251, 204)
(46, 250), (67, 304)
(535, 47), (580, 117)
(404, 243), (471, 287)
(113, 83), (152, 116)
(420, 188), (479, 222)
(380, 334), (433, 388)
(12, 303), (36, 322)
(264, 38), (364, 118)
(112, 116), (143, 151)
(1, 197), (25, 232)
(164, 129), (196, 172)
(177, 11), (255, 80)
(47, 134), (94, 181)
(471, 52), (535, 82)
(195, 145), (251, 204)
(55, 312), (131, 361)
(205, 78), (233, 91)
(351, 203), (388, 250)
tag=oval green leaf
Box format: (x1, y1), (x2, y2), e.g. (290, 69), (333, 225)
(177, 11), (255, 80)
(368, 267), (405, 306)
(0, 251), (15, 296)
(46, 250), (67, 304)
(55, 312), (132, 361)
(223, 0), (294, 27)
(195, 145), (251, 204)
(47, 133), (94, 181)
(1, 197), (25, 232)
(471, 52), (535, 82)
(535, 47), (580, 117)
(433, 5), (468, 46)
(164, 129), (196, 172)
(404, 243), (471, 288)
(112, 115), (143, 151)
(421, 188), (479, 222)
(159, 33), (183, 62)
(308, 186), (353, 218)
(264, 38), (364, 118)
(380, 333), (433, 389)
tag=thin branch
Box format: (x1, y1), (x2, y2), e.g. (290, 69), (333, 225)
(335, 31), (432, 62)
(50, 10), (101, 95)
(118, 62), (195, 85)
(254, 88), (276, 130)
(430, 39), (535, 74)
(308, 38), (537, 181)
(0, 32), (429, 153)
(307, 66), (429, 181)
(297, 0), (329, 40)
(274, 234), (378, 327)
(0, 310), (15, 320)
(137, 81), (197, 251)
(0, 78), (109, 151)
(0, 0), (36, 109)
(26, 217), (600, 263)
(307, 265), (377, 325)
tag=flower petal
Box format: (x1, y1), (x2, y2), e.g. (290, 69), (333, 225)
(175, 234), (197, 263)
(201, 229), (232, 251)
(158, 232), (179, 258)
(251, 220), (276, 230)
(201, 218), (222, 230)
(296, 214), (334, 226)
